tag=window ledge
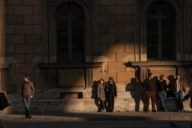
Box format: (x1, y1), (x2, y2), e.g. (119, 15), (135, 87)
(38, 62), (102, 69)
(0, 64), (9, 70)
(125, 61), (192, 67)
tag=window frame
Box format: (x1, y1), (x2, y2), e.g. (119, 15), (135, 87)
(146, 2), (176, 60)
(55, 2), (85, 62)
(47, 0), (95, 63)
(139, 0), (184, 61)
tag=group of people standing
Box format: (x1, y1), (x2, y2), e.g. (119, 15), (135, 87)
(96, 73), (192, 113)
(143, 73), (187, 112)
(97, 77), (117, 112)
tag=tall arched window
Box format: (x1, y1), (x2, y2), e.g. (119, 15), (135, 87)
(56, 2), (85, 62)
(146, 1), (176, 60)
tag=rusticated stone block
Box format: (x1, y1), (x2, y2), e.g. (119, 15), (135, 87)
(98, 34), (116, 43)
(92, 70), (116, 82)
(25, 34), (42, 43)
(97, 0), (116, 6)
(125, 42), (135, 53)
(6, 35), (24, 44)
(57, 70), (85, 87)
(6, 44), (15, 54)
(32, 6), (43, 15)
(108, 62), (125, 71)
(6, 0), (24, 5)
(6, 15), (24, 24)
(108, 43), (125, 52)
(116, 15), (135, 24)
(23, 0), (43, 5)
(96, 15), (116, 24)
(116, 82), (126, 92)
(95, 43), (109, 53)
(16, 44), (34, 54)
(34, 25), (43, 33)
(15, 25), (34, 34)
(13, 6), (33, 15)
(24, 16), (42, 24)
(116, 52), (134, 62)
(35, 44), (44, 54)
(5, 25), (15, 34)
(15, 64), (35, 73)
(14, 55), (25, 63)
(117, 71), (135, 83)
(97, 6), (124, 15)
(116, 0), (136, 5)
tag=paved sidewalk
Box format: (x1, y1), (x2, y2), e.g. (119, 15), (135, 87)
(1, 112), (192, 121)
(0, 112), (192, 128)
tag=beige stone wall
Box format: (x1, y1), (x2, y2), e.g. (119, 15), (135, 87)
(5, 0), (45, 91)
(94, 0), (137, 86)
(2, 0), (192, 113)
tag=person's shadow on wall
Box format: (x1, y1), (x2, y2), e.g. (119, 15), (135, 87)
(126, 78), (145, 112)
(91, 80), (100, 112)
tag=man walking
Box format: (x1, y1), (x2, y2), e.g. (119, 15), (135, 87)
(21, 76), (35, 119)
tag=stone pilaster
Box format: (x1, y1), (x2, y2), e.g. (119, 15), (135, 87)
(0, 0), (8, 91)
(0, 0), (5, 62)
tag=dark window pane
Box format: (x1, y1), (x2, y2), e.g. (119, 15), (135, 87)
(147, 46), (158, 59)
(147, 20), (158, 32)
(146, 1), (176, 60)
(56, 2), (85, 62)
(147, 33), (158, 45)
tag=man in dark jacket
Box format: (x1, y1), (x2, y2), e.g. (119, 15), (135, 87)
(21, 76), (35, 119)
(143, 73), (158, 112)
(105, 77), (117, 112)
(157, 74), (168, 112)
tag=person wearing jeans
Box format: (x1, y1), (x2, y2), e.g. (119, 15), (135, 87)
(175, 75), (185, 112)
(21, 76), (35, 119)
(157, 74), (168, 112)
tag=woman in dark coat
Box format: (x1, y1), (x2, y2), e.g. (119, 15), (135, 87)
(105, 77), (117, 112)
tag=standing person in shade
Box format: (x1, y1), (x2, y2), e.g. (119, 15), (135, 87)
(21, 76), (35, 119)
(157, 74), (168, 112)
(175, 75), (186, 112)
(183, 75), (192, 108)
(143, 73), (158, 112)
(167, 76), (176, 97)
(105, 77), (117, 112)
(97, 79), (106, 112)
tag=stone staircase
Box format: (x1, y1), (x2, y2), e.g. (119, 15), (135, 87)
(2, 84), (192, 114)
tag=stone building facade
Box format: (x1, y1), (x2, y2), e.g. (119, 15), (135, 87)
(0, 0), (192, 113)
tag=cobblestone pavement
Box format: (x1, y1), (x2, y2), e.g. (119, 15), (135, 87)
(0, 112), (192, 128)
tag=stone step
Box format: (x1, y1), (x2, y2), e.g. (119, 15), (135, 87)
(8, 98), (133, 113)
(5, 96), (192, 114)
(7, 90), (165, 100)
